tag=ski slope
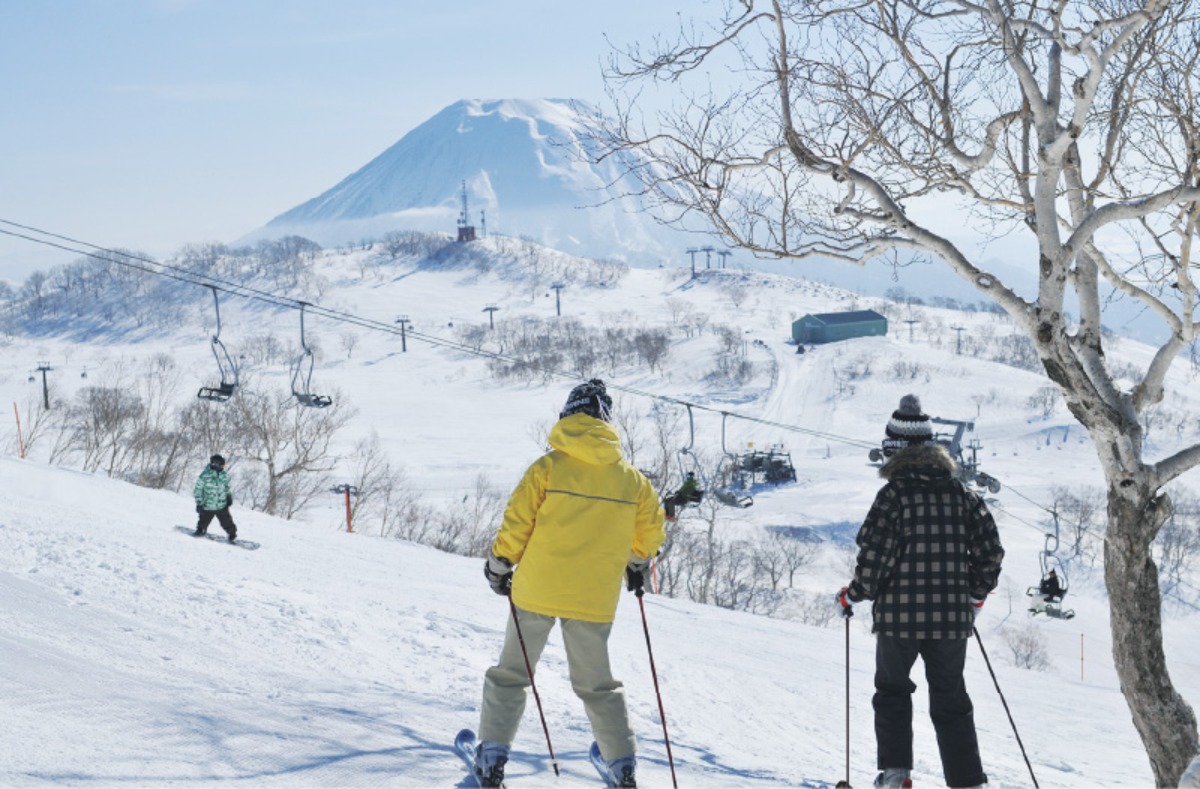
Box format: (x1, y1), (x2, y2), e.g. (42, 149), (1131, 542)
(3, 245), (1200, 786)
(0, 455), (1174, 787)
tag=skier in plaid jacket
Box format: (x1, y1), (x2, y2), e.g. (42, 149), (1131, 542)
(836, 395), (1004, 789)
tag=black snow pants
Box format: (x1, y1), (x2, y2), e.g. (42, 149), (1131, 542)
(197, 507), (237, 539)
(873, 634), (986, 788)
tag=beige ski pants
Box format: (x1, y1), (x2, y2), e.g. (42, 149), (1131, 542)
(478, 606), (636, 761)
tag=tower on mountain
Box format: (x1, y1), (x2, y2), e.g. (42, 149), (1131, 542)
(456, 180), (476, 243)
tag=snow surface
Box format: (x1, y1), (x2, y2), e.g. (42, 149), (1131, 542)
(2, 241), (1199, 786)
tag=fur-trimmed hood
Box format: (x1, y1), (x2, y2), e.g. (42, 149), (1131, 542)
(879, 443), (957, 479)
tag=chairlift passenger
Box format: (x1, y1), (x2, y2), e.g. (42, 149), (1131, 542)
(1039, 568), (1065, 601)
(1027, 530), (1075, 619)
(672, 406), (707, 514)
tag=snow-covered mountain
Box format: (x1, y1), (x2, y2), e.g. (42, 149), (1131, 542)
(252, 98), (699, 265)
(232, 96), (1165, 344)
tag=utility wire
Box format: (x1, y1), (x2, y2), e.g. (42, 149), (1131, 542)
(0, 219), (878, 450)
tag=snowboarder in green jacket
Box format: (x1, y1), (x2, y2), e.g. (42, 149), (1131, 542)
(193, 454), (237, 542)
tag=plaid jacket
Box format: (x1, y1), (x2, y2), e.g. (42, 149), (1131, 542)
(847, 444), (1004, 639)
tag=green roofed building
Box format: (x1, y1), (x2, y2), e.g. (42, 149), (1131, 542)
(792, 309), (888, 344)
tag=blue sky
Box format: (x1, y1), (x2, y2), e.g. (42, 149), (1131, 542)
(0, 0), (687, 283)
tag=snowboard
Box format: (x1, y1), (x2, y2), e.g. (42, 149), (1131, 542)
(455, 729), (504, 788)
(174, 524), (260, 551)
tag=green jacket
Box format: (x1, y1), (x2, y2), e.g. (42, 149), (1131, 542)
(194, 466), (232, 511)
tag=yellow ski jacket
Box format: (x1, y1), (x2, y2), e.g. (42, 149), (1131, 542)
(492, 413), (666, 623)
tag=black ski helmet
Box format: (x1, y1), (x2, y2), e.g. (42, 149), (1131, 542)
(210, 454), (226, 468)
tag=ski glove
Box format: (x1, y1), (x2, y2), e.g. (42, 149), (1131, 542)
(971, 596), (986, 622)
(835, 586), (855, 618)
(483, 553), (513, 596)
(226, 494), (233, 507)
(195, 503), (204, 514)
(626, 558), (651, 594)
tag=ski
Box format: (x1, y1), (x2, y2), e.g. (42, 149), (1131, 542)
(174, 524), (260, 550)
(455, 729), (505, 788)
(588, 742), (613, 786)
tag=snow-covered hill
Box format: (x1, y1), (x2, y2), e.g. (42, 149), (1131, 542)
(252, 99), (700, 266)
(2, 238), (1200, 786)
(0, 453), (1179, 788)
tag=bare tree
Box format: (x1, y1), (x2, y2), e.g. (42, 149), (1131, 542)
(710, 538), (756, 610)
(1156, 493), (1200, 597)
(643, 400), (685, 491)
(10, 394), (55, 458)
(725, 282), (750, 310)
(789, 590), (841, 628)
(1000, 622), (1052, 671)
(63, 380), (143, 477)
(1027, 385), (1061, 420)
(1051, 485), (1108, 568)
(344, 431), (401, 534)
(450, 473), (506, 558)
(779, 529), (819, 588)
(125, 354), (188, 490)
(603, 2), (1200, 779)
(178, 397), (241, 484)
(610, 397), (648, 469)
(227, 388), (354, 518)
(633, 327), (672, 372)
(665, 296), (694, 325)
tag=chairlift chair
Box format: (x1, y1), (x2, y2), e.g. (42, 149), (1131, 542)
(197, 287), (239, 402)
(672, 404), (707, 512)
(765, 447), (797, 484)
(1026, 518), (1076, 619)
(291, 302), (333, 409)
(712, 413), (753, 509)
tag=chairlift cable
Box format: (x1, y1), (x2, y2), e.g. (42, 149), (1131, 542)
(0, 218), (920, 450)
(988, 500), (1055, 536)
(1001, 482), (1057, 516)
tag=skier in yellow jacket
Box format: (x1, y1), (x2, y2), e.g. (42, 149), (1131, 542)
(474, 379), (667, 789)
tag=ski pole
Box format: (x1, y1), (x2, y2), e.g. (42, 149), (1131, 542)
(508, 597), (561, 777)
(973, 627), (1038, 788)
(636, 587), (678, 788)
(836, 607), (852, 789)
